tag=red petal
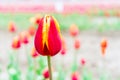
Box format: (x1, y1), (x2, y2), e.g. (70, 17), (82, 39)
(34, 18), (46, 56)
(47, 16), (62, 56)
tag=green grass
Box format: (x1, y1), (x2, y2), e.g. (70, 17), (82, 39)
(0, 13), (120, 31)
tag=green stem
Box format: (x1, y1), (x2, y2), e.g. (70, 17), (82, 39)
(47, 56), (52, 80)
(33, 59), (37, 80)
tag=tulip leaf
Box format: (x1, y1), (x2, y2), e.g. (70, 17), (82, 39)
(7, 51), (21, 80)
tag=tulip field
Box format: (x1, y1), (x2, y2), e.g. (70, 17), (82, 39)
(1, 1), (120, 80)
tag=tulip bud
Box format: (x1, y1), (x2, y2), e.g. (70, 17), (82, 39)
(34, 15), (62, 56)
(74, 39), (80, 50)
(43, 68), (49, 79)
(60, 38), (66, 55)
(101, 38), (107, 56)
(20, 31), (30, 44)
(35, 17), (41, 25)
(8, 21), (16, 33)
(69, 24), (79, 37)
(31, 47), (39, 58)
(12, 36), (21, 49)
(80, 58), (86, 66)
(30, 14), (41, 25)
(34, 14), (41, 25)
(61, 48), (66, 55)
(71, 72), (79, 80)
(28, 26), (36, 36)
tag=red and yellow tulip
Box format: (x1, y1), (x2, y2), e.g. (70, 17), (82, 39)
(34, 15), (62, 56)
(19, 31), (30, 45)
(11, 36), (21, 49)
(31, 47), (39, 58)
(29, 14), (41, 25)
(71, 72), (79, 80)
(8, 21), (16, 33)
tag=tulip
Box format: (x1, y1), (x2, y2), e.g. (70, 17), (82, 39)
(19, 31), (30, 45)
(35, 16), (41, 25)
(43, 68), (49, 79)
(11, 36), (21, 49)
(80, 58), (86, 66)
(31, 47), (39, 58)
(29, 14), (41, 25)
(71, 72), (79, 80)
(69, 24), (79, 37)
(60, 38), (66, 55)
(72, 39), (80, 71)
(28, 26), (36, 36)
(101, 38), (107, 56)
(74, 39), (80, 50)
(34, 15), (62, 80)
(60, 48), (66, 55)
(8, 21), (16, 33)
(34, 15), (62, 56)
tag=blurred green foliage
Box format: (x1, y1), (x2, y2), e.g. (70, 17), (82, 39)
(0, 13), (120, 32)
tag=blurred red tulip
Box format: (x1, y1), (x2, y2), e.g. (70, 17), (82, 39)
(34, 15), (62, 56)
(101, 38), (107, 56)
(19, 31), (30, 44)
(61, 48), (66, 55)
(71, 72), (79, 80)
(33, 14), (41, 25)
(30, 14), (41, 25)
(69, 24), (79, 37)
(35, 16), (41, 25)
(12, 36), (21, 49)
(43, 68), (49, 79)
(101, 38), (107, 48)
(60, 38), (66, 55)
(28, 26), (36, 36)
(80, 58), (86, 66)
(31, 47), (39, 58)
(8, 21), (16, 33)
(74, 39), (80, 50)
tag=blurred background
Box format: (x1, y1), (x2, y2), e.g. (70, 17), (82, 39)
(0, 0), (120, 80)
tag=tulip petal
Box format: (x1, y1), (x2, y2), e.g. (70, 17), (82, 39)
(34, 18), (46, 56)
(47, 16), (62, 56)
